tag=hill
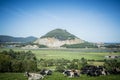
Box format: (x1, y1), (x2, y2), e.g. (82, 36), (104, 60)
(41, 28), (78, 40)
(34, 28), (84, 48)
(0, 35), (37, 43)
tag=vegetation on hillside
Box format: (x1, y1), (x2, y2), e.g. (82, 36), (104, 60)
(41, 28), (78, 40)
(61, 42), (98, 48)
(0, 35), (37, 43)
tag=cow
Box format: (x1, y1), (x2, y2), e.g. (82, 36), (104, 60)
(81, 65), (109, 76)
(24, 72), (44, 80)
(63, 69), (80, 78)
(86, 69), (101, 76)
(40, 69), (52, 76)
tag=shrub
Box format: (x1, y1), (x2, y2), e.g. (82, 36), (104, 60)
(104, 59), (120, 74)
(55, 65), (65, 72)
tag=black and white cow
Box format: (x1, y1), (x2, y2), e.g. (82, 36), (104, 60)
(63, 69), (80, 77)
(24, 72), (44, 80)
(81, 65), (109, 76)
(40, 69), (52, 76)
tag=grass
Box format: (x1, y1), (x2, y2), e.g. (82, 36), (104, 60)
(28, 49), (120, 60)
(0, 72), (120, 80)
(0, 73), (26, 80)
(44, 72), (120, 80)
(0, 48), (120, 61)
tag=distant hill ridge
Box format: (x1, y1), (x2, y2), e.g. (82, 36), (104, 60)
(0, 35), (37, 43)
(0, 29), (98, 48)
(41, 28), (78, 41)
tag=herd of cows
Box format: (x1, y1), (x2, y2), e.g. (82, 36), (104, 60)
(24, 65), (120, 80)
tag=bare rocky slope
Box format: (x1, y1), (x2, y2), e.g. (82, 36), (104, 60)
(34, 29), (84, 48)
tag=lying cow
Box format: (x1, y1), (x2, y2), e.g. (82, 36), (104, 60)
(63, 69), (80, 77)
(81, 65), (109, 76)
(40, 69), (52, 76)
(24, 72), (44, 80)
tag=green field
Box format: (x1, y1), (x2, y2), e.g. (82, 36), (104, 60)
(0, 72), (120, 80)
(0, 48), (120, 60)
(33, 50), (105, 60)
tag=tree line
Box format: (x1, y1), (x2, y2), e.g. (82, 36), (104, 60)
(0, 49), (37, 72)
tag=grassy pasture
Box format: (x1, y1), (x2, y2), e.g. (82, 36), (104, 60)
(1, 48), (119, 60)
(24, 49), (120, 60)
(33, 50), (104, 60)
(0, 72), (120, 80)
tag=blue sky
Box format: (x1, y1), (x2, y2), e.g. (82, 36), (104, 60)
(0, 0), (120, 43)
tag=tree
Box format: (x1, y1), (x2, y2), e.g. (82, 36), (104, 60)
(0, 49), (38, 72)
(0, 54), (11, 72)
(67, 62), (78, 69)
(56, 65), (65, 72)
(11, 60), (23, 72)
(22, 60), (37, 72)
(81, 57), (88, 67)
(104, 59), (120, 74)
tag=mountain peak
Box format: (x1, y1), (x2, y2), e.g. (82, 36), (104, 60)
(34, 28), (84, 48)
(41, 28), (78, 41)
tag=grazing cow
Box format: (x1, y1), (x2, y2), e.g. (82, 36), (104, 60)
(81, 65), (109, 76)
(24, 72), (44, 80)
(40, 69), (52, 76)
(63, 69), (80, 77)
